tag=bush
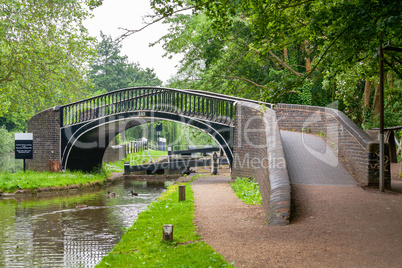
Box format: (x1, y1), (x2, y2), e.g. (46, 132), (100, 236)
(231, 177), (262, 205)
(0, 126), (13, 154)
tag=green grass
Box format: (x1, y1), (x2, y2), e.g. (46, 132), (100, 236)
(105, 150), (168, 172)
(231, 177), (262, 205)
(96, 184), (233, 268)
(0, 170), (108, 193)
(0, 150), (168, 193)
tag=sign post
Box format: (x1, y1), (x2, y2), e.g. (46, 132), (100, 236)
(15, 133), (33, 172)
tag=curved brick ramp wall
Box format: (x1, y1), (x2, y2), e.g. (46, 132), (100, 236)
(275, 104), (390, 188)
(232, 102), (291, 226)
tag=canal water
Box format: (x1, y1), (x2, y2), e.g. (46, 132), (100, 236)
(0, 179), (170, 267)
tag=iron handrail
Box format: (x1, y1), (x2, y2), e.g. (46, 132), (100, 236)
(60, 87), (237, 127)
(183, 89), (273, 108)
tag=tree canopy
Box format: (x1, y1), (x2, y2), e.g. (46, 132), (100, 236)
(149, 0), (402, 77)
(0, 0), (98, 129)
(139, 0), (401, 128)
(89, 32), (162, 94)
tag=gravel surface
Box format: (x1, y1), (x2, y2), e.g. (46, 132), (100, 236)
(192, 174), (402, 268)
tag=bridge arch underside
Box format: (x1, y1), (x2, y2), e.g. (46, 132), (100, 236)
(61, 111), (234, 172)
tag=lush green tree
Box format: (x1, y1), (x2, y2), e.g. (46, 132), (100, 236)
(153, 11), (326, 106)
(143, 0), (401, 127)
(0, 0), (98, 128)
(89, 32), (162, 93)
(0, 125), (13, 154)
(154, 0), (402, 74)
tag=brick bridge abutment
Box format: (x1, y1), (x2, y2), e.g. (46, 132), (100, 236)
(274, 103), (390, 188)
(232, 102), (291, 225)
(27, 107), (61, 171)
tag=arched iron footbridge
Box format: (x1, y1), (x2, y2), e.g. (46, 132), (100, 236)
(59, 86), (271, 172)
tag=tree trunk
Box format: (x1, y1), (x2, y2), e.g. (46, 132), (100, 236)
(373, 80), (380, 119)
(364, 79), (371, 107)
(284, 47), (288, 62)
(388, 72), (394, 89)
(304, 40), (311, 72)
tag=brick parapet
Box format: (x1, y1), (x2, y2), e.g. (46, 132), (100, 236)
(232, 102), (290, 226)
(26, 107), (61, 171)
(274, 103), (390, 187)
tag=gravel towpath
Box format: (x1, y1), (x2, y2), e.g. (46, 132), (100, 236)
(193, 175), (402, 267)
(192, 131), (402, 267)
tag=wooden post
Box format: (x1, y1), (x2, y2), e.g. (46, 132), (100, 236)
(179, 185), (186, 201)
(211, 152), (218, 175)
(49, 160), (62, 172)
(163, 224), (173, 241)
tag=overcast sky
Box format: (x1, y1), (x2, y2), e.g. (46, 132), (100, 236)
(84, 0), (182, 84)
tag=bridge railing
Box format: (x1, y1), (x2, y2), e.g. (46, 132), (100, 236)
(60, 87), (237, 127)
(184, 89), (273, 109)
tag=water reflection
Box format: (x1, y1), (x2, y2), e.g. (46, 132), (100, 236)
(0, 179), (172, 267)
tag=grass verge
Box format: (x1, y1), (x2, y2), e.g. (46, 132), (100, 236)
(96, 183), (233, 267)
(105, 149), (167, 172)
(0, 149), (167, 193)
(0, 170), (108, 193)
(231, 177), (262, 205)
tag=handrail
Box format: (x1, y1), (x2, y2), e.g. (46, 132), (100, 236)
(183, 89), (273, 108)
(60, 87), (237, 128)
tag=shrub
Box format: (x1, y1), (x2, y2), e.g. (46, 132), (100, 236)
(0, 126), (13, 154)
(231, 177), (262, 205)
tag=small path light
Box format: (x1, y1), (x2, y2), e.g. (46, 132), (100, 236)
(163, 224), (173, 241)
(179, 185), (186, 201)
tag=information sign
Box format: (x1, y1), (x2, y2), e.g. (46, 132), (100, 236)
(15, 133), (33, 159)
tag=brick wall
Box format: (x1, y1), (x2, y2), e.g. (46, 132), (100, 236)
(26, 107), (61, 171)
(275, 103), (390, 188)
(232, 102), (290, 226)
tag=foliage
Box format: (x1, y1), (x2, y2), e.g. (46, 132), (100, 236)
(0, 0), (97, 125)
(231, 177), (262, 205)
(156, 6), (331, 106)
(0, 126), (13, 154)
(89, 32), (162, 93)
(0, 170), (107, 193)
(182, 0), (402, 75)
(96, 183), (232, 267)
(148, 0), (401, 129)
(0, 153), (23, 173)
